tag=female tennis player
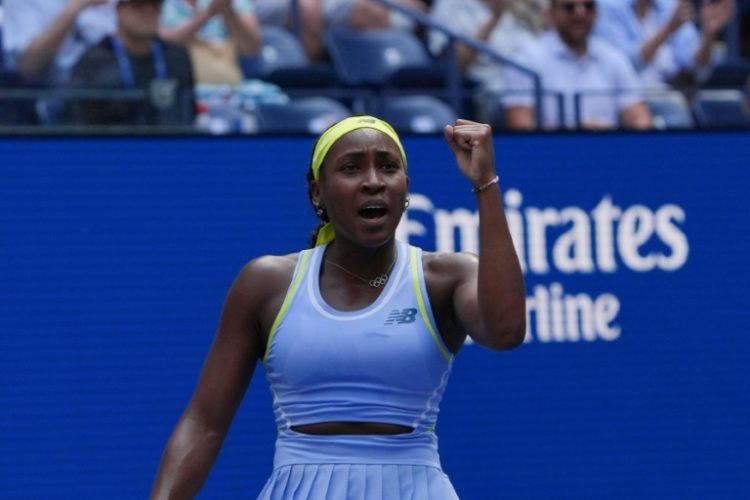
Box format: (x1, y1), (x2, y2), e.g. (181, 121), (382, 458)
(150, 116), (525, 499)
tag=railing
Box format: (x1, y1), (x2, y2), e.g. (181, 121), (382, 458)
(0, 87), (196, 133)
(289, 0), (545, 128)
(376, 0), (545, 127)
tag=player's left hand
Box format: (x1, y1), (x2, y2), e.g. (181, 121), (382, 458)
(443, 119), (497, 189)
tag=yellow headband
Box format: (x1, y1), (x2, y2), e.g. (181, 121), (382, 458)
(311, 115), (407, 180)
(311, 116), (407, 247)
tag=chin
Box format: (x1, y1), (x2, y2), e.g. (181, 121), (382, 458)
(356, 232), (395, 249)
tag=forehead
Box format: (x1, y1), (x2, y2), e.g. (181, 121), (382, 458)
(325, 128), (402, 161)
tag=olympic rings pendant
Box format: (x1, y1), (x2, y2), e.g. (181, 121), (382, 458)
(368, 274), (389, 288)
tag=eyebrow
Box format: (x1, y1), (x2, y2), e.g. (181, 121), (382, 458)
(336, 149), (400, 160)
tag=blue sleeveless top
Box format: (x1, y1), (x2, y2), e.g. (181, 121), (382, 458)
(262, 241), (454, 435)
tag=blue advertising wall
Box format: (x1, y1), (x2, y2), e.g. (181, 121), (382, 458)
(1, 132), (749, 499)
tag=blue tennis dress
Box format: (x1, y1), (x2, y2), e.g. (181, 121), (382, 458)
(259, 241), (459, 499)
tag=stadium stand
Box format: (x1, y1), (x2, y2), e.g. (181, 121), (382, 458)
(375, 94), (457, 133)
(254, 96), (351, 134)
(691, 88), (749, 128)
(247, 25), (337, 93)
(644, 88), (695, 130)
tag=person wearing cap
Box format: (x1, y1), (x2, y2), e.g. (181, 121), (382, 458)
(150, 115), (525, 499)
(69, 0), (196, 125)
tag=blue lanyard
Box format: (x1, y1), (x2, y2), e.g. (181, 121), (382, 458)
(109, 34), (168, 88)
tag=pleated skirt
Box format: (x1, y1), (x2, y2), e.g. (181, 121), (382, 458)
(257, 463), (459, 500)
(257, 431), (459, 499)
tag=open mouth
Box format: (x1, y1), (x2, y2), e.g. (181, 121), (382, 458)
(358, 205), (388, 220)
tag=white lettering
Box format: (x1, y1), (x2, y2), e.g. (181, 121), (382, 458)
(504, 189), (527, 273)
(525, 283), (622, 343)
(591, 196), (621, 272)
(618, 205), (657, 272)
(552, 207), (595, 273)
(401, 191), (688, 276)
(397, 193), (433, 241)
(655, 204), (689, 271)
(526, 207), (559, 274)
(434, 208), (478, 253)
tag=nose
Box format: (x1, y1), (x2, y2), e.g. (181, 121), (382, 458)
(362, 165), (385, 192)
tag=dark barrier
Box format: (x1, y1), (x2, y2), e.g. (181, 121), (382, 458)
(1, 132), (748, 499)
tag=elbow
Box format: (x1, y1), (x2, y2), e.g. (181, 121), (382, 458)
(481, 317), (526, 351)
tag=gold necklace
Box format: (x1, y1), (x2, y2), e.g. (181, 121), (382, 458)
(325, 254), (397, 288)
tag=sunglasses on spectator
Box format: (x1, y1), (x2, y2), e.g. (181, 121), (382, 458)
(117, 0), (164, 6)
(556, 1), (596, 14)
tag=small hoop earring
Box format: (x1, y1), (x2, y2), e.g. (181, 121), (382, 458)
(404, 197), (410, 209)
(315, 205), (325, 217)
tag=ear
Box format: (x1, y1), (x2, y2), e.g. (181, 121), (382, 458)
(405, 175), (410, 191)
(310, 179), (322, 208)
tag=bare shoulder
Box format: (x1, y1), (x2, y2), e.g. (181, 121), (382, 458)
(234, 252), (301, 296)
(422, 250), (478, 293)
(422, 250), (478, 276)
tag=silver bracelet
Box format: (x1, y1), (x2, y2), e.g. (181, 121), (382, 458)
(471, 175), (499, 194)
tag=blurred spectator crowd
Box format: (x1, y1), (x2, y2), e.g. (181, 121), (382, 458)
(0, 0), (749, 133)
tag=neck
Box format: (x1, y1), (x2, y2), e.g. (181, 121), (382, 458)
(325, 239), (398, 277)
(559, 32), (588, 57)
(116, 29), (153, 56)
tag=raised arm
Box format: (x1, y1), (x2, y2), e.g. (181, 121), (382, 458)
(455, 0), (505, 72)
(217, 0), (262, 57)
(443, 120), (526, 351)
(150, 259), (268, 499)
(159, 0), (223, 46)
(17, 0), (107, 79)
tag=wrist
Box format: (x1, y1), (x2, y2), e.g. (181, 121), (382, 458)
(471, 175), (500, 194)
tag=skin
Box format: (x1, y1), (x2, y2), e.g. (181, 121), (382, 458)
(158, 0), (262, 57)
(17, 0), (109, 79)
(454, 0), (506, 72)
(635, 0), (734, 76)
(505, 0), (653, 131)
(150, 119), (526, 499)
(348, 0), (428, 31)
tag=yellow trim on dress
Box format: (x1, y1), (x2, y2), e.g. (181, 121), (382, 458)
(410, 247), (453, 362)
(263, 251), (312, 363)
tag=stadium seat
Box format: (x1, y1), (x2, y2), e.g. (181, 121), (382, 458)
(701, 62), (750, 89)
(245, 26), (336, 89)
(254, 96), (351, 134)
(644, 89), (694, 130)
(691, 89), (748, 129)
(325, 29), (445, 89)
(376, 95), (457, 134)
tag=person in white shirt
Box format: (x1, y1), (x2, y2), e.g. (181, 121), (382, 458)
(503, 0), (653, 130)
(428, 0), (541, 95)
(594, 0), (735, 88)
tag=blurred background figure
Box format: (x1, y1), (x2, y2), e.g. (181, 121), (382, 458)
(159, 0), (261, 86)
(502, 0), (653, 130)
(428, 0), (544, 126)
(594, 0), (736, 88)
(428, 0), (543, 95)
(254, 0), (429, 62)
(69, 0), (195, 126)
(2, 0), (115, 85)
(254, 0), (325, 60)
